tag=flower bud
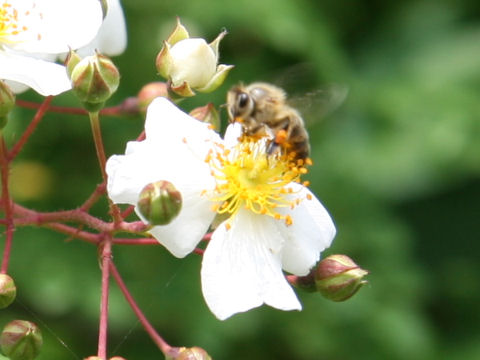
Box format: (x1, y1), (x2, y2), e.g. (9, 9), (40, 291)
(65, 49), (82, 78)
(0, 80), (15, 129)
(109, 357), (127, 360)
(189, 103), (220, 131)
(99, 0), (108, 18)
(137, 82), (169, 113)
(70, 52), (120, 112)
(0, 274), (17, 309)
(137, 181), (182, 226)
(165, 346), (212, 360)
(156, 18), (233, 97)
(0, 320), (42, 360)
(314, 255), (369, 302)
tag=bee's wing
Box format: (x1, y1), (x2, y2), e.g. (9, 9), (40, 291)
(273, 63), (348, 126)
(288, 84), (349, 126)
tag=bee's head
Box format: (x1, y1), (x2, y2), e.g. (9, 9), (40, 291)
(227, 85), (255, 123)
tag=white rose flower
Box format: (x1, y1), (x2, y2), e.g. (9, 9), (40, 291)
(0, 0), (104, 95)
(106, 97), (336, 320)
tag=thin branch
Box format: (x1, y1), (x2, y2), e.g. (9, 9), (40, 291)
(13, 205), (110, 231)
(112, 237), (158, 245)
(15, 97), (140, 117)
(0, 135), (13, 274)
(98, 238), (112, 359)
(89, 111), (123, 225)
(12, 203), (148, 234)
(89, 111), (108, 181)
(43, 222), (101, 244)
(80, 182), (107, 212)
(109, 262), (172, 355)
(15, 99), (86, 115)
(120, 205), (136, 220)
(8, 96), (53, 161)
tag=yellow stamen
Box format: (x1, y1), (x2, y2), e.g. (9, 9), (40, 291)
(0, 2), (41, 44)
(204, 136), (310, 226)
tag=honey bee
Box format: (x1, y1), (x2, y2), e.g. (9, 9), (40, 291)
(227, 82), (311, 163)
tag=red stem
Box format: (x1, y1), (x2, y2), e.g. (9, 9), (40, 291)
(98, 238), (112, 359)
(8, 96), (53, 161)
(89, 112), (123, 225)
(0, 136), (13, 274)
(12, 203), (149, 234)
(80, 182), (107, 212)
(89, 112), (108, 181)
(15, 97), (140, 117)
(109, 262), (172, 354)
(112, 238), (159, 245)
(120, 205), (136, 219)
(43, 222), (102, 244)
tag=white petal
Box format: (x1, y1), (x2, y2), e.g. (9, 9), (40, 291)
(106, 135), (216, 204)
(0, 52), (70, 95)
(279, 184), (336, 275)
(201, 209), (301, 320)
(144, 97), (222, 161)
(76, 0), (127, 56)
(223, 123), (242, 147)
(6, 0), (103, 54)
(4, 80), (29, 95)
(107, 98), (220, 204)
(106, 150), (148, 205)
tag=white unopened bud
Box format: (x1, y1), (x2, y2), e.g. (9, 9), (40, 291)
(156, 18), (233, 97)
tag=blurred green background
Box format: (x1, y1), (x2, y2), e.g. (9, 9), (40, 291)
(2, 0), (479, 359)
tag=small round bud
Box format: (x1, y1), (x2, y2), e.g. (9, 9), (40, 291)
(70, 52), (120, 112)
(109, 357), (127, 360)
(0, 274), (17, 308)
(189, 103), (220, 131)
(0, 80), (15, 129)
(315, 254), (369, 302)
(166, 346), (212, 360)
(137, 181), (182, 226)
(0, 320), (42, 360)
(137, 82), (168, 113)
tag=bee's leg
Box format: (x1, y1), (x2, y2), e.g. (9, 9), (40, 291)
(266, 140), (280, 155)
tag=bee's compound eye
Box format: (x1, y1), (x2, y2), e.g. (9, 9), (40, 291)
(237, 93), (250, 109)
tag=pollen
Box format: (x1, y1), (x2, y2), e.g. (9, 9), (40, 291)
(275, 129), (288, 145)
(206, 136), (309, 226)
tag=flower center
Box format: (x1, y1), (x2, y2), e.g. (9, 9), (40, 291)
(0, 1), (41, 45)
(205, 136), (311, 227)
